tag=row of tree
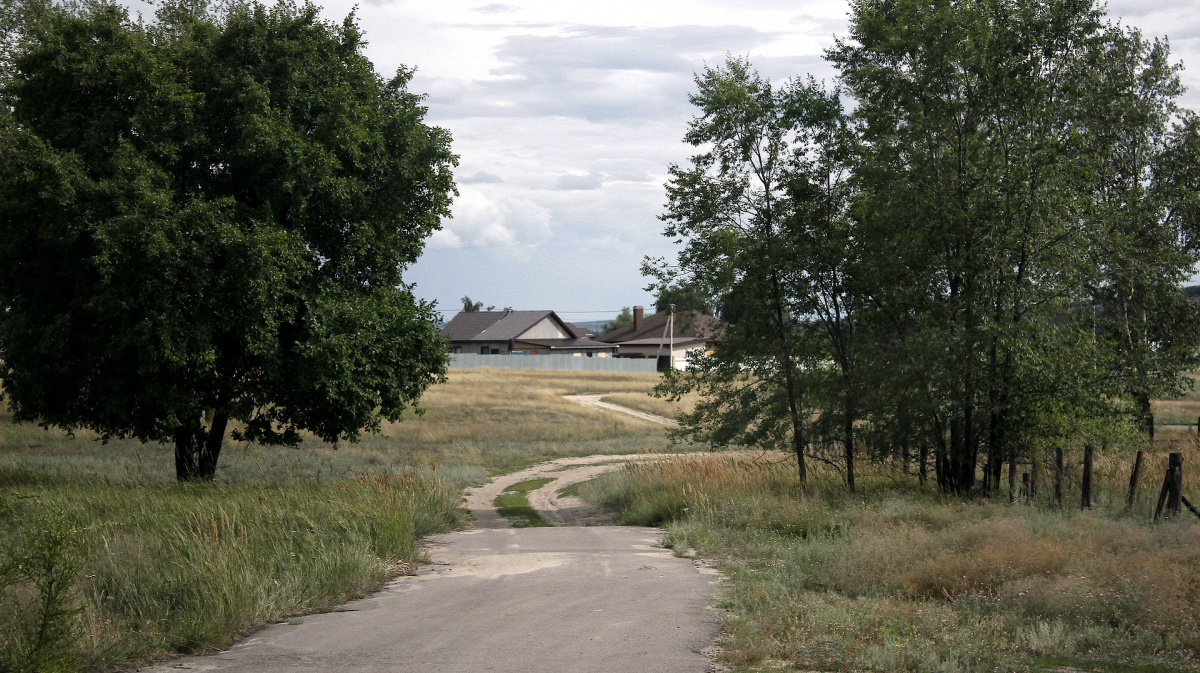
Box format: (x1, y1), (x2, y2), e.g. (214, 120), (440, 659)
(649, 0), (1200, 495)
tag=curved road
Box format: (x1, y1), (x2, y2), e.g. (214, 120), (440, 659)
(145, 405), (721, 672)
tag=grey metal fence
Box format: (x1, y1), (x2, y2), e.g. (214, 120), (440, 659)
(448, 353), (658, 373)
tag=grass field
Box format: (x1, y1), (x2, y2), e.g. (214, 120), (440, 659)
(599, 390), (700, 419)
(0, 367), (679, 671)
(577, 446), (1200, 672)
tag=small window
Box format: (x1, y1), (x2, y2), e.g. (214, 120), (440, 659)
(480, 346), (489, 355)
(492, 347), (501, 354)
(452, 347), (461, 354)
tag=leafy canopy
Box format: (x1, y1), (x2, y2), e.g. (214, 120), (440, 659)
(0, 0), (456, 460)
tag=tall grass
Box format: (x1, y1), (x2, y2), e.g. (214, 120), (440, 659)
(1, 472), (465, 669)
(0, 367), (683, 670)
(578, 451), (1200, 672)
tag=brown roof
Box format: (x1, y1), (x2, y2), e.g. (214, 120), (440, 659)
(441, 310), (561, 341)
(562, 322), (594, 339)
(597, 310), (723, 344)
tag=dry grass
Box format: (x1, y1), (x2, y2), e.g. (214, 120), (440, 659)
(599, 390), (700, 419)
(0, 368), (681, 486)
(577, 452), (1200, 672)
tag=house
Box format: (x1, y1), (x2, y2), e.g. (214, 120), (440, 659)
(596, 306), (722, 370)
(441, 310), (618, 357)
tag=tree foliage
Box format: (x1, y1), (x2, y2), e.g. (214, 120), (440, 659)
(0, 0), (457, 480)
(601, 307), (633, 334)
(653, 0), (1200, 495)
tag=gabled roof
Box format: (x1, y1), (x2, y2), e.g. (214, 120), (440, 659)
(441, 310), (571, 342)
(563, 322), (594, 339)
(597, 310), (723, 344)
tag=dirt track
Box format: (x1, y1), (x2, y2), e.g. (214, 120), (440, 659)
(142, 401), (720, 673)
(563, 393), (680, 427)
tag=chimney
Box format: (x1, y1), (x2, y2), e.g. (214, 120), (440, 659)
(633, 306), (644, 331)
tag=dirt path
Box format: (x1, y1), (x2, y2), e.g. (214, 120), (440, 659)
(563, 393), (679, 427)
(467, 453), (672, 528)
(145, 449), (721, 672)
(141, 396), (719, 671)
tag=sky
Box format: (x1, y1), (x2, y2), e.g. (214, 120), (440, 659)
(135, 0), (1200, 321)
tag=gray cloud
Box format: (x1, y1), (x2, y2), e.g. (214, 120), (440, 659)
(556, 173), (603, 190)
(460, 170), (505, 183)
(424, 24), (779, 123)
(474, 3), (517, 14)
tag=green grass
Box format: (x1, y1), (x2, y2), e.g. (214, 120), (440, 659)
(1, 472), (466, 670)
(493, 478), (556, 527)
(504, 477), (556, 493)
(556, 481), (584, 498)
(0, 367), (684, 671)
(575, 453), (1200, 673)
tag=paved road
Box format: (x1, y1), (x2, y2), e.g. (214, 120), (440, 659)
(144, 457), (721, 673)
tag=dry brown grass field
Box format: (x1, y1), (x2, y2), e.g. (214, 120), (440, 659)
(599, 390), (701, 419)
(0, 367), (683, 487)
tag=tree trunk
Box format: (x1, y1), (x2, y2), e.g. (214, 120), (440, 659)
(197, 412), (228, 481)
(919, 440), (928, 486)
(844, 393), (856, 492)
(1008, 439), (1017, 503)
(175, 425), (198, 481)
(1140, 394), (1154, 440)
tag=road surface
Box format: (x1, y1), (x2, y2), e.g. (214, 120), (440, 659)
(144, 454), (721, 672)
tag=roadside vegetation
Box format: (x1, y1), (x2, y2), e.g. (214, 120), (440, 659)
(577, 448), (1200, 672)
(0, 368), (677, 670)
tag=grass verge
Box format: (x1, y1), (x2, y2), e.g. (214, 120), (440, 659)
(0, 472), (465, 670)
(494, 478), (555, 527)
(575, 452), (1200, 672)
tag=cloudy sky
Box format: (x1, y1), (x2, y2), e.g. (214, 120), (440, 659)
(136, 0), (1200, 321)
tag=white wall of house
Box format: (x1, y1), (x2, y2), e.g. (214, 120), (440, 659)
(458, 341), (510, 355)
(519, 317), (572, 340)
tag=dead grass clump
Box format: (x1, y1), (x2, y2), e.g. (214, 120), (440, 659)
(896, 517), (1070, 599)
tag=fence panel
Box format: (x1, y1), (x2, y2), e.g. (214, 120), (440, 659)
(448, 353), (658, 373)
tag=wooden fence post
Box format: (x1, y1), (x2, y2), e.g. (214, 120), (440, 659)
(1182, 496), (1200, 522)
(1168, 452), (1183, 517)
(1055, 447), (1064, 506)
(1081, 445), (1094, 510)
(1127, 450), (1144, 510)
(1155, 464), (1171, 522)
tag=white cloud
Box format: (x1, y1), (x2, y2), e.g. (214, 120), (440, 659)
(434, 188), (553, 251)
(555, 173), (603, 190)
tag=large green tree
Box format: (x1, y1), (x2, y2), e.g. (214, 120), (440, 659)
(650, 59), (857, 489)
(829, 0), (1200, 494)
(0, 0), (456, 480)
